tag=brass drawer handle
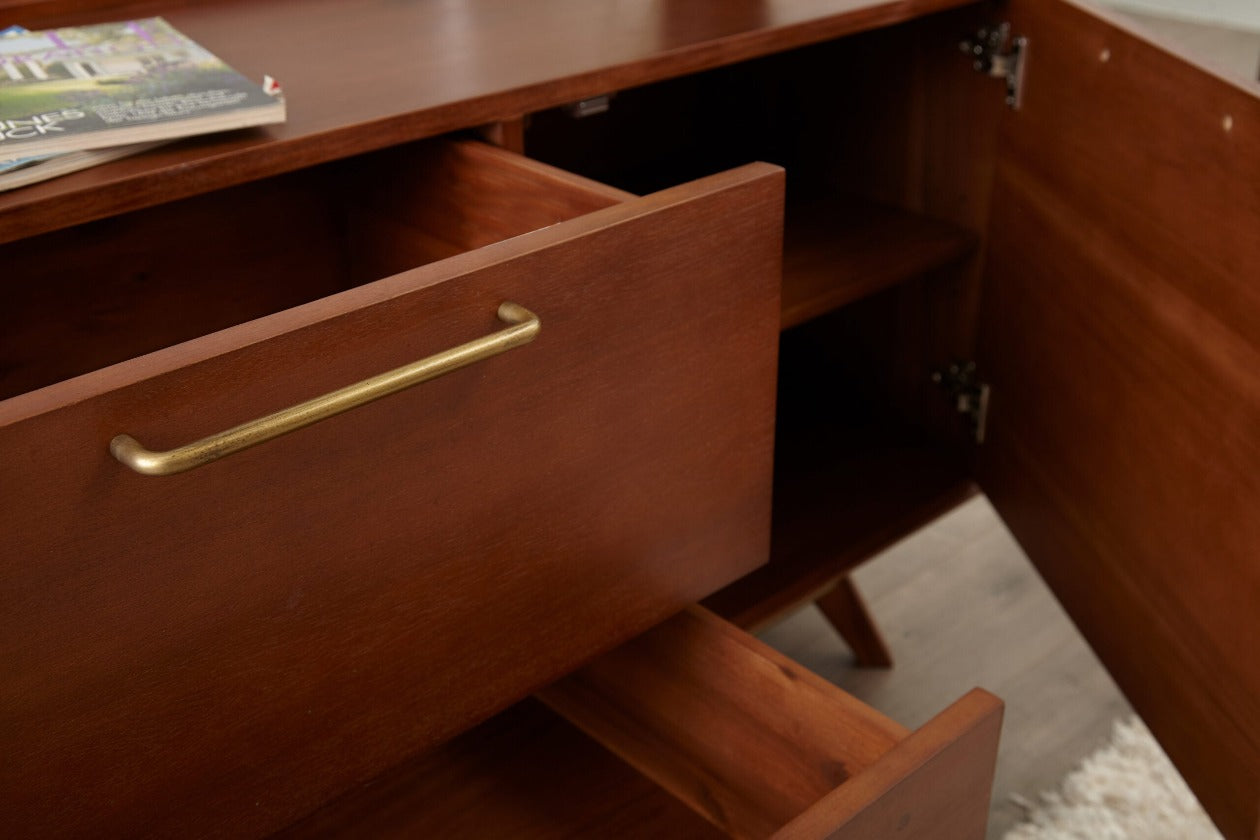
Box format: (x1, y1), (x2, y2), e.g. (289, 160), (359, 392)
(110, 302), (540, 476)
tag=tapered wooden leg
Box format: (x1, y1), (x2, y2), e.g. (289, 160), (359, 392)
(815, 576), (894, 668)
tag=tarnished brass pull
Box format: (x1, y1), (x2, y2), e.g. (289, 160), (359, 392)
(110, 302), (540, 476)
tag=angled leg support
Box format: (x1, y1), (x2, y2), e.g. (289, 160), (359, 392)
(815, 576), (894, 668)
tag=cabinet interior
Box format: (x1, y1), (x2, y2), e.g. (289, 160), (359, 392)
(527, 14), (993, 626)
(0, 138), (622, 402)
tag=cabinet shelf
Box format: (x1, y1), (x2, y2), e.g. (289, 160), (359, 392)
(781, 197), (978, 330)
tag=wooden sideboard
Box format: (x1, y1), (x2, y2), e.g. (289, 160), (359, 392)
(1, 0), (1257, 837)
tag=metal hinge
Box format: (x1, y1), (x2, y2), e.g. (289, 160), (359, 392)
(932, 361), (991, 444)
(961, 23), (1027, 109)
(565, 94), (612, 118)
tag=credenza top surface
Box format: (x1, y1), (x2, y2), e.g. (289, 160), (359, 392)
(0, 0), (974, 243)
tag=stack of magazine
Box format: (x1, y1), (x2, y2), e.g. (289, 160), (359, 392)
(0, 18), (284, 192)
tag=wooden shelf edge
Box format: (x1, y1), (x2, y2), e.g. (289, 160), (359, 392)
(780, 196), (978, 331)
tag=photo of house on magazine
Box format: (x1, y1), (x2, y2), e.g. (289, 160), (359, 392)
(0, 17), (284, 159)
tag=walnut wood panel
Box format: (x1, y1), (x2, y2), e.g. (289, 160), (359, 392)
(0, 164), (784, 838)
(771, 688), (1003, 840)
(899, 5), (1004, 371)
(0, 0), (977, 243)
(539, 607), (908, 839)
(342, 138), (634, 284)
(379, 139), (635, 250)
(977, 2), (1260, 837)
(278, 698), (726, 839)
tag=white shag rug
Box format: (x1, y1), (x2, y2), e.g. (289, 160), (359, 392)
(1004, 717), (1224, 840)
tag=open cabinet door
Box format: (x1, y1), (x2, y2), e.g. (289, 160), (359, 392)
(974, 1), (1260, 837)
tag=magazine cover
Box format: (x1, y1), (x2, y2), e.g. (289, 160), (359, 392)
(0, 17), (284, 157)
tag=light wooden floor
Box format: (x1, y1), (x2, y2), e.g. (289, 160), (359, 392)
(758, 495), (1134, 839)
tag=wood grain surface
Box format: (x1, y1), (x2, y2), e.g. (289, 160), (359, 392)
(288, 607), (1000, 839)
(780, 196), (977, 330)
(0, 0), (974, 243)
(977, 2), (1260, 837)
(278, 697), (727, 840)
(539, 607), (908, 839)
(771, 688), (1003, 840)
(341, 139), (634, 283)
(0, 163), (783, 837)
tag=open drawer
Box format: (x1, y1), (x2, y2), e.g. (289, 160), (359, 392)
(0, 140), (784, 836)
(281, 607), (1004, 839)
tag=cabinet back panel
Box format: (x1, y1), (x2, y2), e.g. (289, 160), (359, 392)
(524, 16), (951, 212)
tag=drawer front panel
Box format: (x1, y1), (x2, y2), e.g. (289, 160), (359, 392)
(0, 164), (783, 837)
